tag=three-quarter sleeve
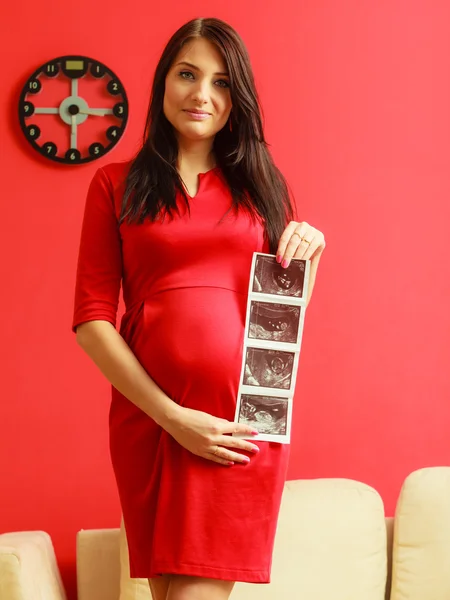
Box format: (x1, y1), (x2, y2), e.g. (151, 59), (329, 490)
(72, 167), (122, 333)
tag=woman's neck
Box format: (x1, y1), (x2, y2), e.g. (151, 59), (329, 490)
(176, 137), (216, 174)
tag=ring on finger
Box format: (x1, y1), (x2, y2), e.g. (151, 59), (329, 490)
(212, 446), (221, 457)
(293, 232), (312, 246)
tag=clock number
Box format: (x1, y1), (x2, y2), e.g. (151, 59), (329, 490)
(107, 79), (122, 96)
(44, 63), (59, 78)
(27, 79), (42, 94)
(65, 149), (81, 162)
(43, 142), (57, 156)
(89, 143), (105, 157)
(21, 102), (35, 117)
(113, 103), (126, 119)
(91, 62), (106, 78)
(26, 124), (41, 140)
(106, 126), (121, 141)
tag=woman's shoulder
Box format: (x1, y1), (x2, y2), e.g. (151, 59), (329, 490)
(89, 159), (134, 218)
(98, 159), (133, 187)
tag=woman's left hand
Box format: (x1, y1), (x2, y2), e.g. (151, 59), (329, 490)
(276, 221), (326, 267)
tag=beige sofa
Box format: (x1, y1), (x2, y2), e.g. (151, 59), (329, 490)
(2, 467), (450, 600)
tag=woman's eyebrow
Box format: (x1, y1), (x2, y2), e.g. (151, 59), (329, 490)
(175, 61), (229, 77)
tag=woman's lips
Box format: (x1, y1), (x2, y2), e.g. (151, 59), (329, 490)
(183, 110), (211, 120)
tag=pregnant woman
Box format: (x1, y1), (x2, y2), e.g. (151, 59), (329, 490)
(72, 16), (325, 600)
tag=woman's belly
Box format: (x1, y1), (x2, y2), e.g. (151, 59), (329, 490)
(132, 287), (247, 416)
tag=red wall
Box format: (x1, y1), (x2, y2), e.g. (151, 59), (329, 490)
(1, 1), (449, 598)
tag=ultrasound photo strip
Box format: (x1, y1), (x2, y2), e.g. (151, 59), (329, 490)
(233, 253), (310, 444)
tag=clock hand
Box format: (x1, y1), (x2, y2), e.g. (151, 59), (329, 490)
(71, 115), (77, 150)
(78, 108), (108, 116)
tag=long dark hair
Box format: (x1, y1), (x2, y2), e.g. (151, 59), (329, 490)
(120, 17), (295, 253)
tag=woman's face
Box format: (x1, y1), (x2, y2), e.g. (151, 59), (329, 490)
(164, 37), (232, 144)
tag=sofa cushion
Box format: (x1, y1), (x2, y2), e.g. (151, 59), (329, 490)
(390, 466), (450, 600)
(119, 478), (387, 600)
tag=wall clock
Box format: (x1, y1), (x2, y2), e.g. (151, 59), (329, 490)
(18, 55), (129, 165)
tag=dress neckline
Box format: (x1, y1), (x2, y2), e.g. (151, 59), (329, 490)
(183, 166), (220, 199)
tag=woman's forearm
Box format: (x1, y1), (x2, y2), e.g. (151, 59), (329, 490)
(76, 320), (182, 429)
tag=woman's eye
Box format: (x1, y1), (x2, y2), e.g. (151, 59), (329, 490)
(178, 71), (229, 88)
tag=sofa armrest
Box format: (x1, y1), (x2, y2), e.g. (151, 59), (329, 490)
(0, 531), (67, 600)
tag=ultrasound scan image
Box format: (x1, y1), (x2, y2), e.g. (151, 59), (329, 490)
(238, 394), (288, 436)
(248, 302), (301, 344)
(243, 348), (294, 389)
(252, 255), (305, 298)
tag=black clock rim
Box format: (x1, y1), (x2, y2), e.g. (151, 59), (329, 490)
(18, 54), (129, 165)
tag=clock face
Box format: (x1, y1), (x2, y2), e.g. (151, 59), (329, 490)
(18, 55), (129, 165)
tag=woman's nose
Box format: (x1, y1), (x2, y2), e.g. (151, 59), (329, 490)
(191, 81), (210, 104)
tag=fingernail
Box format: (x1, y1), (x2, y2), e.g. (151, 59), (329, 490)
(242, 457), (250, 463)
(251, 446), (260, 453)
(227, 461), (234, 466)
(251, 429), (259, 435)
(281, 259), (289, 268)
(276, 254), (282, 263)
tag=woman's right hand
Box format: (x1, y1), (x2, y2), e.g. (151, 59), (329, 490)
(164, 406), (260, 466)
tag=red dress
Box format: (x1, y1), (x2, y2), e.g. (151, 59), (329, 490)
(72, 161), (290, 583)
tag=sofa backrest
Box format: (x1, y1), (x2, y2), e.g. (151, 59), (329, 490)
(232, 479), (389, 600)
(77, 528), (120, 600)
